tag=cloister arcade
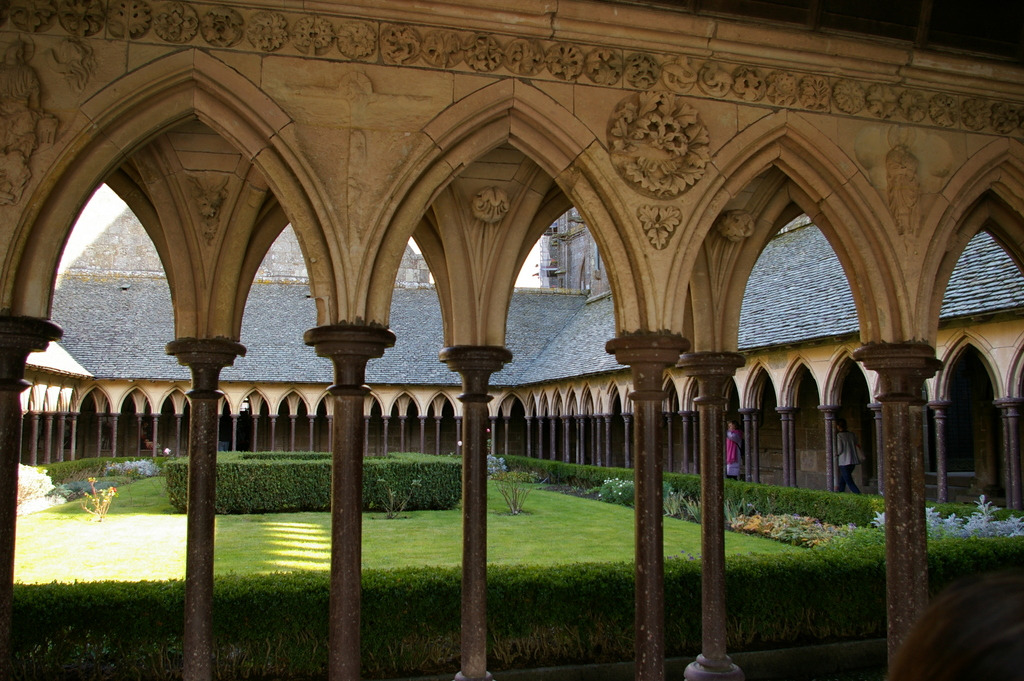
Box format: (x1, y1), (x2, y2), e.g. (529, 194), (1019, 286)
(4, 3), (1024, 681)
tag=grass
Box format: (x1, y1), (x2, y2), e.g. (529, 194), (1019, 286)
(16, 476), (799, 583)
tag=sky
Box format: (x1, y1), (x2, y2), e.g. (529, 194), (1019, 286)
(61, 184), (542, 287)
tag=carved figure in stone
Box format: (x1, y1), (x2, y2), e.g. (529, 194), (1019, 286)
(0, 40), (56, 204)
(697, 61), (732, 98)
(716, 210), (755, 242)
(799, 75), (830, 111)
(11, 0), (56, 32)
(462, 34), (502, 73)
(422, 30), (463, 68)
(766, 70), (798, 106)
(885, 131), (920, 235)
(107, 0), (150, 39)
(661, 56), (697, 93)
(336, 21), (376, 60)
(929, 93), (958, 128)
(731, 66), (765, 102)
(245, 11), (288, 52)
(200, 7), (243, 47)
(898, 90), (927, 122)
(153, 2), (197, 44)
(832, 80), (865, 114)
(381, 24), (420, 65)
(961, 98), (991, 131)
(504, 38), (543, 75)
(585, 48), (622, 85)
(189, 174), (228, 241)
(608, 90), (710, 199)
(866, 84), (897, 119)
(471, 186), (510, 225)
(58, 0), (103, 36)
(49, 37), (95, 93)
(637, 204), (681, 250)
(546, 43), (584, 82)
(991, 102), (1021, 135)
(291, 15), (334, 55)
(624, 53), (660, 90)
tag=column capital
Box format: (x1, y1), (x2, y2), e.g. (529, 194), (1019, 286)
(677, 352), (744, 405)
(927, 399), (953, 410)
(166, 337), (246, 395)
(853, 342), (940, 403)
(439, 345), (512, 402)
(607, 332), (689, 397)
(994, 397), (1024, 409)
(305, 324), (395, 394)
(738, 407), (759, 415)
(817, 404), (840, 413)
(0, 316), (62, 390)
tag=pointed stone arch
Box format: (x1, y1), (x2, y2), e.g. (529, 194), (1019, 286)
(937, 333), (1002, 400)
(780, 358), (820, 408)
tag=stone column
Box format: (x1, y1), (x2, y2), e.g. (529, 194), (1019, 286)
(0, 317), (60, 681)
(364, 416), (371, 456)
(399, 415), (407, 452)
(435, 415), (443, 457)
(381, 416), (390, 456)
(165, 338), (245, 681)
(869, 402), (883, 495)
(623, 413), (632, 468)
(328, 415), (334, 452)
(853, 343), (941, 661)
(777, 407), (798, 487)
(525, 416), (533, 458)
(680, 410), (693, 474)
(251, 414), (259, 453)
(561, 415), (571, 463)
(419, 415), (427, 454)
(927, 400), (951, 503)
(503, 416), (511, 458)
(489, 416), (498, 458)
(549, 415), (557, 460)
(42, 411), (54, 464)
(175, 413), (184, 455)
(230, 415), (239, 451)
(69, 412), (78, 461)
(738, 408), (758, 483)
(604, 415), (612, 467)
(994, 398), (1023, 510)
(576, 415), (585, 464)
(135, 413), (144, 457)
(28, 412), (39, 465)
(818, 406), (839, 492)
(96, 413), (104, 458)
(439, 346), (512, 681)
(665, 411), (675, 472)
(288, 414), (297, 452)
(152, 414), (160, 457)
(304, 325), (394, 681)
(109, 413), (119, 458)
(678, 352), (746, 681)
(592, 415), (601, 466)
(308, 415), (315, 452)
(607, 334), (690, 681)
(269, 415), (278, 452)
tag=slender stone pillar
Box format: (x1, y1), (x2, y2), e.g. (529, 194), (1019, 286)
(439, 346), (512, 681)
(364, 416), (371, 456)
(623, 414), (632, 468)
(994, 398), (1023, 510)
(175, 413), (183, 455)
(399, 415), (408, 452)
(304, 325), (394, 681)
(738, 408), (757, 483)
(549, 415), (557, 460)
(536, 415), (544, 459)
(28, 412), (39, 465)
(560, 415), (570, 463)
(592, 415), (600, 466)
(604, 415), (612, 467)
(419, 415), (427, 454)
(680, 410), (693, 473)
(576, 415), (585, 464)
(525, 416), (533, 458)
(503, 416), (510, 457)
(607, 334), (690, 681)
(110, 413), (120, 458)
(69, 412), (78, 461)
(777, 407), (798, 487)
(853, 343), (941, 661)
(135, 413), (144, 457)
(382, 416), (390, 456)
(435, 415), (443, 456)
(251, 414), (259, 453)
(0, 317), (61, 681)
(269, 415), (278, 452)
(818, 406), (839, 491)
(328, 415), (334, 452)
(152, 414), (160, 456)
(490, 416), (498, 458)
(42, 412), (54, 464)
(927, 400), (951, 503)
(166, 339), (245, 681)
(96, 413), (104, 458)
(678, 352), (746, 681)
(308, 415), (315, 451)
(869, 403), (883, 495)
(665, 412), (675, 472)
(288, 414), (297, 452)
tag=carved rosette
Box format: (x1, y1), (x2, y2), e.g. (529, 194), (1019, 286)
(929, 94), (958, 127)
(245, 11), (287, 52)
(624, 53), (660, 90)
(380, 24), (420, 65)
(336, 21), (376, 60)
(608, 91), (710, 199)
(833, 79), (865, 114)
(899, 91), (927, 122)
(11, 0), (56, 32)
(698, 61), (732, 97)
(200, 7), (243, 47)
(546, 43), (584, 82)
(662, 57), (697, 93)
(291, 15), (334, 55)
(153, 2), (197, 44)
(585, 48), (622, 85)
(471, 186), (509, 225)
(463, 33), (502, 72)
(637, 204), (682, 250)
(799, 75), (830, 111)
(422, 30), (462, 68)
(58, 0), (104, 36)
(866, 84), (897, 119)
(961, 98), (992, 131)
(716, 210), (755, 242)
(107, 0), (150, 39)
(731, 66), (765, 102)
(766, 70), (798, 106)
(504, 38), (543, 75)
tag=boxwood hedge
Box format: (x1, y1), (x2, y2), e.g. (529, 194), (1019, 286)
(164, 452), (461, 514)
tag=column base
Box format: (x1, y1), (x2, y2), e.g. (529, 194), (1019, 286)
(684, 655), (745, 681)
(455, 672), (493, 681)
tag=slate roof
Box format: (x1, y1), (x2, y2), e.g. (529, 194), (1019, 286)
(48, 226), (1024, 385)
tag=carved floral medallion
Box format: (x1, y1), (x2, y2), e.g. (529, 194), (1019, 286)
(637, 204), (682, 249)
(153, 2), (197, 44)
(471, 186), (509, 225)
(716, 210), (755, 242)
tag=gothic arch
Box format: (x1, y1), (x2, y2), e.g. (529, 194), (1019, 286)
(780, 359), (820, 408)
(822, 349), (863, 406)
(936, 334), (1003, 400)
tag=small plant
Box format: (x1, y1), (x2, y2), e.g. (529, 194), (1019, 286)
(730, 513), (853, 547)
(378, 477), (421, 519)
(598, 478), (635, 506)
(104, 459), (161, 480)
(486, 454), (507, 477)
(663, 490), (689, 519)
(17, 465), (66, 515)
(493, 471), (535, 515)
(873, 495), (1024, 539)
(81, 478), (117, 521)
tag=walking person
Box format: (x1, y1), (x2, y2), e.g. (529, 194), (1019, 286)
(725, 420), (743, 481)
(833, 417), (861, 494)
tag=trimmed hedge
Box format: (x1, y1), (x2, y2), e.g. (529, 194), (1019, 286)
(34, 456), (171, 484)
(13, 539), (1024, 679)
(164, 452), (461, 514)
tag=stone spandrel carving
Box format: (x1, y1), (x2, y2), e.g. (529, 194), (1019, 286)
(463, 34), (502, 73)
(608, 91), (710, 199)
(885, 132), (920, 236)
(49, 37), (95, 92)
(153, 2), (197, 44)
(107, 0), (150, 39)
(336, 21), (376, 60)
(245, 11), (287, 52)
(546, 43), (584, 82)
(291, 15), (334, 55)
(697, 61), (732, 98)
(422, 30), (462, 68)
(898, 90), (927, 122)
(504, 38), (543, 76)
(961, 98), (992, 131)
(58, 0), (104, 36)
(731, 67), (765, 102)
(471, 186), (509, 224)
(715, 210), (755, 242)
(799, 75), (830, 111)
(929, 93), (958, 127)
(661, 56), (696, 93)
(992, 102), (1021, 135)
(381, 24), (420, 65)
(637, 204), (681, 249)
(766, 70), (797, 106)
(585, 48), (622, 86)
(0, 40), (58, 205)
(189, 174), (228, 242)
(866, 84), (897, 119)
(624, 53), (660, 90)
(200, 7), (243, 47)
(11, 0), (56, 32)
(833, 80), (865, 114)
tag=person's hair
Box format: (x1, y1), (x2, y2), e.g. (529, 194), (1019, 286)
(727, 420), (739, 429)
(835, 417), (847, 430)
(888, 571), (1024, 681)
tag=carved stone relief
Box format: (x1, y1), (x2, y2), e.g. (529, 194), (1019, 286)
(929, 94), (958, 127)
(504, 38), (543, 76)
(731, 67), (765, 102)
(766, 70), (798, 106)
(189, 174), (228, 242)
(291, 15), (333, 55)
(885, 132), (920, 235)
(422, 30), (462, 68)
(200, 7), (243, 47)
(661, 57), (696, 93)
(153, 2), (197, 44)
(58, 0), (104, 36)
(624, 53), (660, 90)
(545, 43), (583, 82)
(107, 0), (150, 39)
(637, 204), (681, 249)
(0, 40), (57, 205)
(697, 61), (731, 98)
(961, 98), (991, 131)
(245, 11), (287, 52)
(10, 0), (56, 33)
(380, 24), (420, 65)
(585, 48), (622, 85)
(608, 91), (710, 199)
(833, 80), (865, 115)
(716, 210), (755, 242)
(463, 34), (502, 73)
(49, 37), (95, 92)
(866, 84), (897, 119)
(471, 186), (509, 224)
(336, 21), (375, 60)
(799, 75), (830, 111)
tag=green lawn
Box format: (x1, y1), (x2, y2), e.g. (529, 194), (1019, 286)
(15, 477), (798, 583)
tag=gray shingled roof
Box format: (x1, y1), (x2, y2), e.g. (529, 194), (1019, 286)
(50, 226), (1024, 385)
